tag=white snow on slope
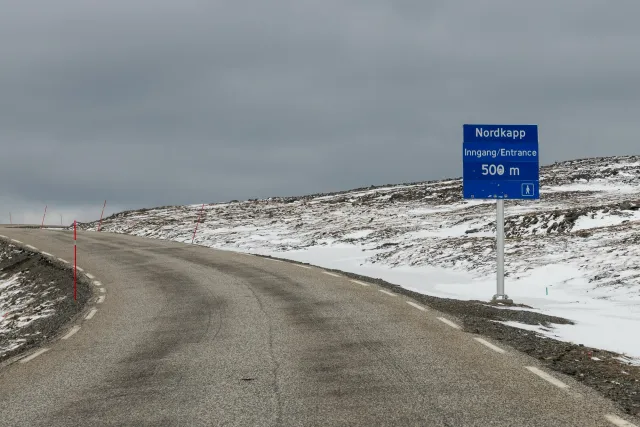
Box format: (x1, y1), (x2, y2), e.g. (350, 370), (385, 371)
(82, 156), (640, 359)
(0, 246), (58, 359)
(573, 209), (640, 231)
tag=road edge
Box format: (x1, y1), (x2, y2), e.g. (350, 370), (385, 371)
(251, 252), (640, 422)
(0, 235), (95, 368)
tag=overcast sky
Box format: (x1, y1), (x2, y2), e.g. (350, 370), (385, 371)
(1, 0), (639, 224)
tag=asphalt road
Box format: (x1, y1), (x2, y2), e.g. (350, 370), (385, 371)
(0, 227), (635, 427)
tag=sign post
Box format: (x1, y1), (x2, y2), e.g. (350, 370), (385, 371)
(462, 124), (539, 301)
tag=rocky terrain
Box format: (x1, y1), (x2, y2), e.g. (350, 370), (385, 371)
(79, 156), (640, 299)
(0, 239), (91, 363)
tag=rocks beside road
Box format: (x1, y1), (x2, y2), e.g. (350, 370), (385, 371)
(0, 239), (91, 364)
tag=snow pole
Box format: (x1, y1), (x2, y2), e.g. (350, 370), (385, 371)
(192, 204), (205, 244)
(41, 205), (47, 229)
(98, 200), (107, 231)
(74, 220), (77, 301)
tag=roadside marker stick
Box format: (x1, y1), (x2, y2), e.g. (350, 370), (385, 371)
(41, 205), (47, 229)
(74, 220), (77, 301)
(192, 203), (205, 244)
(9, 212), (12, 224)
(98, 200), (107, 231)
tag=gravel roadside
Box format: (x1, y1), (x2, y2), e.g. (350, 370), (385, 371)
(0, 239), (92, 364)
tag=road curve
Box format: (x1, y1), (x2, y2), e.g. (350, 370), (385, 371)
(0, 227), (634, 426)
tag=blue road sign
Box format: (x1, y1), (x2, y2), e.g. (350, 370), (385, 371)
(462, 124), (539, 199)
(463, 124), (538, 144)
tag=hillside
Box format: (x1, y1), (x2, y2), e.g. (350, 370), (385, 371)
(79, 155), (640, 358)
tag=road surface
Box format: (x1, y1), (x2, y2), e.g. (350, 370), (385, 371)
(0, 227), (635, 426)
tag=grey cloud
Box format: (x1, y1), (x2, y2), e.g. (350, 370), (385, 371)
(1, 0), (639, 223)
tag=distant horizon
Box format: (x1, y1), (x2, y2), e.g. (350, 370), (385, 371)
(2, 153), (637, 227)
(8, 153), (622, 226)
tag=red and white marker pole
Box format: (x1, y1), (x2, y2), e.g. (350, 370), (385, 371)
(41, 205), (48, 229)
(74, 220), (77, 301)
(192, 204), (205, 244)
(98, 200), (107, 232)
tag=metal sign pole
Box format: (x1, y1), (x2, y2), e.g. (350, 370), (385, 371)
(462, 124), (538, 303)
(495, 199), (506, 300)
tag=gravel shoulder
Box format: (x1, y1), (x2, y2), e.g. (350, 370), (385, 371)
(258, 254), (640, 421)
(0, 238), (92, 364)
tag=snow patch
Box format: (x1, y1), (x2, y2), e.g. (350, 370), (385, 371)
(78, 155), (640, 358)
(0, 248), (59, 359)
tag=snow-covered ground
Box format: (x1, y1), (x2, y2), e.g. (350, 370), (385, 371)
(83, 155), (640, 360)
(0, 244), (61, 359)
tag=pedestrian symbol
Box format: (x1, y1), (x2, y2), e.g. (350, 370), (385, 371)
(521, 183), (535, 197)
